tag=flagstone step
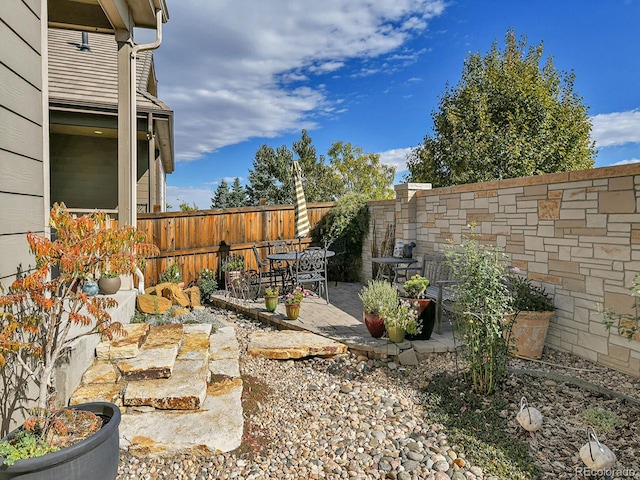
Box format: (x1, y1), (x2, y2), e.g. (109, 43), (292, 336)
(123, 358), (209, 410)
(209, 325), (239, 360)
(248, 330), (347, 359)
(119, 378), (243, 456)
(116, 324), (183, 380)
(71, 320), (244, 455)
(209, 324), (240, 378)
(70, 382), (123, 406)
(96, 323), (150, 360)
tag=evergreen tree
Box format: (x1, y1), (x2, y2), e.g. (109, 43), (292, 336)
(229, 177), (248, 207)
(246, 144), (293, 205)
(292, 130), (342, 202)
(247, 130), (343, 205)
(211, 179), (231, 208)
(406, 29), (595, 187)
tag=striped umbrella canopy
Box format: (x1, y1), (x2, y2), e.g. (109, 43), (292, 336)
(292, 161), (310, 238)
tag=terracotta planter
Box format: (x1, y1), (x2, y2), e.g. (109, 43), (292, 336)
(0, 402), (120, 480)
(98, 276), (121, 295)
(285, 303), (300, 320)
(505, 310), (553, 359)
(363, 311), (386, 338)
(387, 326), (406, 343)
(264, 295), (278, 313)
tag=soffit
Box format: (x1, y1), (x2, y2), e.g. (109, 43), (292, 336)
(48, 0), (169, 33)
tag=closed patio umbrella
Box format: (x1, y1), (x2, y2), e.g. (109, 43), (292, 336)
(292, 161), (310, 238)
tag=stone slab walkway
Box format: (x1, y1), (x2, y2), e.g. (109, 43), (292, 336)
(212, 282), (456, 363)
(71, 320), (243, 456)
(248, 330), (348, 359)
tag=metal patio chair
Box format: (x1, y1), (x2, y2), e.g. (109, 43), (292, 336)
(294, 248), (329, 304)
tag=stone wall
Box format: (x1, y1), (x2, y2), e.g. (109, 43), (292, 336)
(362, 199), (395, 280)
(363, 164), (640, 377)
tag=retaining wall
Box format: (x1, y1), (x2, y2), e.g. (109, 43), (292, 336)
(363, 164), (640, 377)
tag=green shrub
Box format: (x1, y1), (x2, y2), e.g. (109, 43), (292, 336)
(196, 268), (218, 302)
(221, 255), (244, 272)
(159, 262), (183, 283)
(445, 230), (512, 395)
(508, 274), (554, 312)
(581, 408), (625, 432)
(403, 274), (430, 299)
(312, 193), (369, 282)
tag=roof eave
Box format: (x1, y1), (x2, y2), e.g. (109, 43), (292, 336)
(48, 0), (169, 33)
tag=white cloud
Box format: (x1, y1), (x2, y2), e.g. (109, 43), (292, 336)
(378, 147), (412, 171)
(611, 158), (640, 166)
(149, 0), (447, 161)
(591, 110), (640, 147)
(166, 185), (215, 211)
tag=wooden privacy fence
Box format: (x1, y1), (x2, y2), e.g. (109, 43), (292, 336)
(136, 203), (334, 286)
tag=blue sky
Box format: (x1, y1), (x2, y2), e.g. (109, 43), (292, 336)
(141, 0), (640, 210)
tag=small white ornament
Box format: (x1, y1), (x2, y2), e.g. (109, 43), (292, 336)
(580, 427), (616, 471)
(516, 397), (543, 432)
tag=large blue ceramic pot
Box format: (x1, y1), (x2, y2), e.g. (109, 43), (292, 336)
(82, 281), (99, 296)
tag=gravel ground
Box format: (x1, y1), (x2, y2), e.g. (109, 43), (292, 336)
(117, 309), (640, 480)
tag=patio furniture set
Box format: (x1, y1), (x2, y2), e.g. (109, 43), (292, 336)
(223, 240), (336, 304)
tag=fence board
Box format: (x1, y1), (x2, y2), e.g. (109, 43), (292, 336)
(137, 203), (334, 286)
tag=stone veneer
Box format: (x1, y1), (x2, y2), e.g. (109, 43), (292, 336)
(363, 163), (640, 377)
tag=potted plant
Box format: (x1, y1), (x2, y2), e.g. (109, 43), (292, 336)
(358, 280), (399, 338)
(0, 203), (158, 478)
(381, 300), (421, 343)
(505, 270), (555, 360)
(401, 275), (436, 340)
(263, 286), (279, 313)
(284, 286), (307, 320)
(98, 269), (121, 295)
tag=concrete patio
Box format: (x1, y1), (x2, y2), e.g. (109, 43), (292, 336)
(211, 282), (456, 360)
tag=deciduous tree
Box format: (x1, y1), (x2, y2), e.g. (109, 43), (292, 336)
(328, 142), (395, 200)
(292, 130), (341, 203)
(407, 29), (595, 187)
(179, 201), (198, 212)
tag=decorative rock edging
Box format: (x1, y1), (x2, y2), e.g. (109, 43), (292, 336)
(210, 294), (457, 362)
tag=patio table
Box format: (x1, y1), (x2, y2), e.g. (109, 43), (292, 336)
(371, 256), (417, 283)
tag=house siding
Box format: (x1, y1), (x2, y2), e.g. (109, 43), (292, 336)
(0, 0), (45, 283)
